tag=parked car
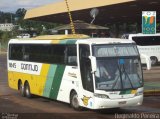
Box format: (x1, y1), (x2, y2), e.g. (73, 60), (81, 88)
(17, 33), (30, 38)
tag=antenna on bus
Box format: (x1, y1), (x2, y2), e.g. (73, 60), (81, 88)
(90, 8), (99, 24)
(64, 0), (76, 35)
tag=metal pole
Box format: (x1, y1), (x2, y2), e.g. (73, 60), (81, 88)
(64, 0), (76, 35)
(11, 14), (12, 23)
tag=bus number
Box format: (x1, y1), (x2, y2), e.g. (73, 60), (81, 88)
(9, 63), (16, 68)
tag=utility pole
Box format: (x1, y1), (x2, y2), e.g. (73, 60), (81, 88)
(11, 14), (12, 23)
(64, 0), (76, 34)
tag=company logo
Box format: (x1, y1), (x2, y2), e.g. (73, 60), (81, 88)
(143, 16), (155, 25)
(142, 11), (156, 34)
(81, 95), (91, 106)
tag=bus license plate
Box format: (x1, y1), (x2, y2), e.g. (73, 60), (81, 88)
(119, 101), (127, 105)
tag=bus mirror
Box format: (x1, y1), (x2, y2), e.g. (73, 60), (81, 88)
(140, 54), (151, 70)
(89, 56), (97, 73)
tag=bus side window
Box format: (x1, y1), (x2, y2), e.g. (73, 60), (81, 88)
(67, 56), (77, 65)
(66, 45), (77, 66)
(9, 45), (12, 60)
(51, 45), (66, 64)
(10, 44), (23, 60)
(22, 45), (30, 61)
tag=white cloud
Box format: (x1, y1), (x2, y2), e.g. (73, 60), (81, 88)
(0, 0), (61, 12)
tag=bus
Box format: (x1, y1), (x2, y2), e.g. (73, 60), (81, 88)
(122, 33), (160, 66)
(8, 34), (143, 110)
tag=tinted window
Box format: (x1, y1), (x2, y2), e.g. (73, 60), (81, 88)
(66, 46), (77, 65)
(132, 36), (160, 46)
(9, 44), (77, 65)
(93, 44), (138, 57)
(9, 44), (23, 60)
(28, 44), (66, 64)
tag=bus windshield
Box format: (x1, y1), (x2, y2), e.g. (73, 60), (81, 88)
(93, 44), (138, 57)
(93, 44), (143, 91)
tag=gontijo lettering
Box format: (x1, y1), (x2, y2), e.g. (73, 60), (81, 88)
(21, 63), (38, 72)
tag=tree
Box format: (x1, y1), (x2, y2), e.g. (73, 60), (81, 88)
(0, 31), (11, 43)
(0, 11), (15, 23)
(15, 8), (26, 18)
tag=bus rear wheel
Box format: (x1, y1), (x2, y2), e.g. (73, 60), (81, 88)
(25, 83), (32, 98)
(70, 91), (80, 110)
(150, 57), (158, 66)
(19, 82), (25, 97)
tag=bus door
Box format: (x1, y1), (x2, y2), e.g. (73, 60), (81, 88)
(79, 44), (94, 93)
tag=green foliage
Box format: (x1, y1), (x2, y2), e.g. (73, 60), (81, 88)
(12, 8), (60, 35)
(0, 8), (61, 46)
(15, 8), (26, 18)
(0, 31), (12, 43)
(157, 22), (160, 32)
(0, 8), (60, 52)
(0, 11), (15, 23)
(1, 8), (60, 35)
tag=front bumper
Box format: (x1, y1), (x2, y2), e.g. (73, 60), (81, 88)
(92, 95), (143, 109)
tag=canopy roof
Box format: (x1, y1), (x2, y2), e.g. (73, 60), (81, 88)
(24, 0), (160, 24)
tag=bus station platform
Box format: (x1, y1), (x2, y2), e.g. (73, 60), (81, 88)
(143, 65), (160, 96)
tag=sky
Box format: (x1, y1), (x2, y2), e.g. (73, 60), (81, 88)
(0, 0), (61, 13)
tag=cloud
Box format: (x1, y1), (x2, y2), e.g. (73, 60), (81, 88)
(0, 0), (61, 12)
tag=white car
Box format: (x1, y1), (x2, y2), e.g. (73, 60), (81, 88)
(17, 33), (30, 38)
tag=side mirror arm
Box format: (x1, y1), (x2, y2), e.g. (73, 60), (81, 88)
(89, 56), (97, 73)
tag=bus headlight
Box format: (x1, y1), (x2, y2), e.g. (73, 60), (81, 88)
(94, 93), (109, 99)
(135, 91), (143, 96)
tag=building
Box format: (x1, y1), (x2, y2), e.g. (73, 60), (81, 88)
(24, 0), (160, 37)
(24, 0), (160, 24)
(0, 23), (14, 31)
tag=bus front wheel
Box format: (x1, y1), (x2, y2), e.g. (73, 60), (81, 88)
(70, 91), (80, 110)
(25, 83), (32, 98)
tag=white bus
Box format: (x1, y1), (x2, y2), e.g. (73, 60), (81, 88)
(122, 33), (160, 66)
(8, 34), (143, 110)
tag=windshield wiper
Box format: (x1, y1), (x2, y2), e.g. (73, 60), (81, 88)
(111, 64), (121, 90)
(112, 63), (135, 90)
(122, 65), (135, 89)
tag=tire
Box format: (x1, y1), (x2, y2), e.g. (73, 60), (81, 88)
(150, 57), (158, 66)
(25, 83), (32, 98)
(19, 82), (25, 97)
(70, 91), (80, 110)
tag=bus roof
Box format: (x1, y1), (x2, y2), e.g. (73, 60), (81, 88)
(9, 38), (135, 45)
(33, 34), (89, 40)
(76, 38), (135, 44)
(128, 33), (160, 37)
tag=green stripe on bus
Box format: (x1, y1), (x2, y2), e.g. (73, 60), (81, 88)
(120, 90), (131, 95)
(43, 65), (57, 97)
(59, 39), (77, 44)
(66, 40), (77, 44)
(59, 40), (67, 44)
(49, 65), (66, 99)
